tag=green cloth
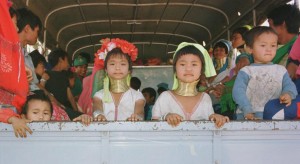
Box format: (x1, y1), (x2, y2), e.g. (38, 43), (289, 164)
(92, 69), (105, 97)
(272, 36), (297, 64)
(220, 77), (237, 114)
(71, 76), (82, 97)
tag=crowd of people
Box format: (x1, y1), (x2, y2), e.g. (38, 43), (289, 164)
(1, 1), (300, 138)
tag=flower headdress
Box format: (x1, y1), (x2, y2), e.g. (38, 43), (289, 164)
(92, 38), (138, 102)
(94, 38), (138, 70)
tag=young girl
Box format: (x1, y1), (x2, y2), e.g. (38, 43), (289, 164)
(152, 42), (229, 127)
(21, 91), (53, 121)
(233, 26), (298, 120)
(93, 38), (145, 121)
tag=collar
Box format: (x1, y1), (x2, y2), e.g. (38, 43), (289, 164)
(174, 79), (199, 96)
(109, 77), (129, 93)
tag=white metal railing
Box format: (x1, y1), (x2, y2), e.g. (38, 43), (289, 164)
(1, 121), (300, 164)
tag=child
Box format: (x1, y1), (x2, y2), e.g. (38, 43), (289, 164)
(93, 38), (145, 121)
(233, 26), (298, 120)
(152, 42), (229, 127)
(21, 91), (53, 121)
(212, 39), (232, 74)
(142, 87), (156, 120)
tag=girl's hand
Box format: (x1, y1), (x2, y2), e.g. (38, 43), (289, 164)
(209, 114), (229, 128)
(165, 113), (183, 127)
(280, 93), (292, 106)
(8, 116), (32, 138)
(126, 114), (142, 122)
(73, 114), (93, 126)
(244, 113), (260, 120)
(94, 114), (107, 122)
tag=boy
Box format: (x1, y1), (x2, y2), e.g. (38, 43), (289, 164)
(142, 87), (156, 120)
(233, 26), (297, 120)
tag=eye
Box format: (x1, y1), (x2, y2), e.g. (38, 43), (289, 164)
(33, 112), (38, 114)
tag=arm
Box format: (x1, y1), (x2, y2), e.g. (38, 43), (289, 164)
(92, 97), (106, 121)
(67, 87), (78, 111)
(232, 70), (253, 116)
(127, 99), (145, 121)
(282, 72), (297, 99)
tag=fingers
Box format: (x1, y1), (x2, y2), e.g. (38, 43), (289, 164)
(94, 115), (107, 122)
(166, 115), (182, 127)
(73, 115), (93, 126)
(127, 114), (141, 122)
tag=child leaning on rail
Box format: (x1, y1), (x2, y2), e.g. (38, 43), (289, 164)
(233, 26), (298, 120)
(21, 91), (53, 121)
(92, 38), (145, 121)
(152, 42), (229, 127)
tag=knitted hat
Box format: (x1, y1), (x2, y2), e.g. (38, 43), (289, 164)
(74, 56), (87, 66)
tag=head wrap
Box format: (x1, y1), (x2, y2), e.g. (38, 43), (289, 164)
(172, 42), (216, 90)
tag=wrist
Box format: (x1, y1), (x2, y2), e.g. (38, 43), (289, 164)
(93, 110), (104, 118)
(162, 113), (169, 120)
(8, 116), (19, 124)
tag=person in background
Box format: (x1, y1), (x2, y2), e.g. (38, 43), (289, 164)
(30, 50), (70, 121)
(233, 26), (298, 120)
(230, 25), (252, 69)
(42, 48), (91, 125)
(72, 56), (88, 101)
(130, 77), (141, 91)
(142, 87), (156, 120)
(212, 39), (232, 74)
(21, 91), (53, 121)
(157, 82), (169, 95)
(267, 4), (300, 79)
(93, 38), (145, 122)
(152, 42), (228, 127)
(17, 8), (42, 92)
(0, 1), (31, 138)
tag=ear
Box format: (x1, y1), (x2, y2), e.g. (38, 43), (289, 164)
(246, 45), (253, 54)
(24, 24), (31, 33)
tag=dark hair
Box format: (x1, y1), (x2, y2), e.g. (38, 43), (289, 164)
(104, 48), (133, 71)
(22, 90), (53, 115)
(232, 26), (251, 40)
(130, 77), (141, 90)
(9, 7), (18, 18)
(29, 50), (46, 68)
(78, 52), (91, 63)
(48, 48), (68, 67)
(142, 87), (156, 101)
(16, 8), (42, 34)
(267, 4), (300, 34)
(173, 45), (205, 75)
(213, 42), (229, 54)
(244, 26), (278, 48)
(157, 87), (167, 95)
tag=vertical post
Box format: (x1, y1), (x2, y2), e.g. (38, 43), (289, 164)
(213, 130), (222, 164)
(252, 0), (257, 26)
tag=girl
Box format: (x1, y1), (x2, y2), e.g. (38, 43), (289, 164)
(93, 38), (145, 121)
(21, 91), (53, 121)
(152, 42), (229, 127)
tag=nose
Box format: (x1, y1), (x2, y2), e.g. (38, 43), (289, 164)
(39, 114), (44, 120)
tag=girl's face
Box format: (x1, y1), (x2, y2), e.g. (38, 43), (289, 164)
(249, 32), (278, 64)
(175, 54), (202, 83)
(231, 33), (244, 48)
(213, 47), (227, 59)
(25, 100), (52, 121)
(106, 55), (130, 80)
(35, 62), (45, 77)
